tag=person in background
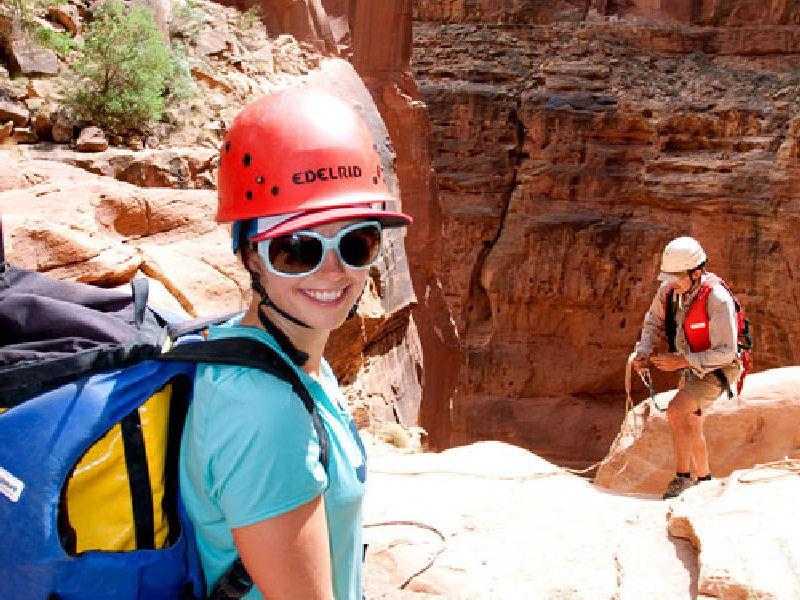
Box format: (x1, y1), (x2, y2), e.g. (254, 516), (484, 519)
(632, 236), (741, 500)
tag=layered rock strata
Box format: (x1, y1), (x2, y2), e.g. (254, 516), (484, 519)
(412, 14), (800, 466)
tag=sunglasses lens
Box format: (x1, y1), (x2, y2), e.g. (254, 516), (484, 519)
(268, 233), (324, 275)
(339, 224), (382, 268)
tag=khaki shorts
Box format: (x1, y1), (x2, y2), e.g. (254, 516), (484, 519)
(679, 361), (742, 410)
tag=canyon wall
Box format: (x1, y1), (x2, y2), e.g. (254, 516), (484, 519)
(413, 5), (800, 466)
(205, 0), (800, 462)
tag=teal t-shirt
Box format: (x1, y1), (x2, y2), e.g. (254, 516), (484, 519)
(179, 321), (367, 599)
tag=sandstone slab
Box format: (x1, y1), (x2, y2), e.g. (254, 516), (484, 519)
(595, 368), (800, 494)
(668, 462), (800, 598)
(365, 442), (695, 598)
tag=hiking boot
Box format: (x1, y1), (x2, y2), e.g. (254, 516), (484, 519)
(662, 475), (695, 499)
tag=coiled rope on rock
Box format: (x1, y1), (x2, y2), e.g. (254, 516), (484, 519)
(363, 520), (447, 590)
(735, 458), (800, 484)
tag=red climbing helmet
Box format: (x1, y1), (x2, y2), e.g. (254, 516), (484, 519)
(216, 88), (411, 237)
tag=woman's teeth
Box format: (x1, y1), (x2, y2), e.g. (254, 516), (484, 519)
(303, 289), (345, 302)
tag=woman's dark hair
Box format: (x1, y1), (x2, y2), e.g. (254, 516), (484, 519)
(236, 219), (253, 263)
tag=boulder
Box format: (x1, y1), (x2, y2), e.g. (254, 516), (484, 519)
(24, 146), (217, 189)
(0, 100), (30, 127)
(32, 113), (54, 141)
(7, 37), (59, 76)
(12, 127), (37, 144)
(76, 126), (109, 152)
(191, 65), (234, 93)
(0, 122), (13, 143)
(51, 109), (75, 143)
(595, 368), (800, 494)
(48, 3), (82, 35)
(0, 156), (239, 312)
(196, 27), (232, 55)
(668, 462), (800, 598)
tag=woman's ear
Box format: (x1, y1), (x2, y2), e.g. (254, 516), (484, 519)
(242, 243), (261, 274)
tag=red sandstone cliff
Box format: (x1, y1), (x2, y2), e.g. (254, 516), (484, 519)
(412, 2), (800, 466)
(227, 0), (800, 464)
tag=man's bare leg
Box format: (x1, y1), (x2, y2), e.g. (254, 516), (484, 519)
(666, 390), (696, 474)
(685, 406), (710, 478)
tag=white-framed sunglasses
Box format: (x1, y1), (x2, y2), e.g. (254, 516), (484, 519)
(257, 221), (383, 277)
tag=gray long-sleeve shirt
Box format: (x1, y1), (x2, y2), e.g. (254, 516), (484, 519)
(634, 272), (739, 377)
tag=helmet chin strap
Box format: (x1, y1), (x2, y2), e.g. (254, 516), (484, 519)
(347, 287), (363, 320)
(249, 267), (313, 329)
(247, 261), (364, 331)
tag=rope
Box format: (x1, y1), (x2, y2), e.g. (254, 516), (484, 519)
(736, 458), (800, 484)
(561, 353), (647, 475)
(363, 520), (447, 590)
(370, 468), (572, 481)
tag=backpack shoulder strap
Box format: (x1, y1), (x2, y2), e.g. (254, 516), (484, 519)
(159, 337), (329, 471)
(664, 289), (677, 353)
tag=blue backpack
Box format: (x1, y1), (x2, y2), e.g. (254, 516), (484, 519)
(0, 264), (328, 599)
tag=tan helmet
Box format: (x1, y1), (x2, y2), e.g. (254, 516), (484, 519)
(658, 236), (707, 282)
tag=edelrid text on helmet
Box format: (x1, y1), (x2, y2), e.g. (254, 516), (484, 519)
(216, 90), (392, 223)
(660, 236), (707, 274)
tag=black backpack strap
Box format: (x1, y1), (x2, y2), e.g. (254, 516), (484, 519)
(665, 290), (677, 352)
(207, 559), (252, 600)
(131, 278), (149, 330)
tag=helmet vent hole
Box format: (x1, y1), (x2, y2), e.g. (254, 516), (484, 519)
(225, 141), (231, 152)
(246, 190), (253, 200)
(372, 176), (378, 185)
(271, 186), (280, 196)
(243, 153), (252, 167)
(256, 176), (264, 184)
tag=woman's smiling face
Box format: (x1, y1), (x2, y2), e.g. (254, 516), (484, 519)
(248, 220), (372, 332)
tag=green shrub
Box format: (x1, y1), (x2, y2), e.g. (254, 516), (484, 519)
(34, 26), (75, 55)
(236, 5), (262, 31)
(381, 423), (410, 449)
(0, 0), (36, 38)
(166, 40), (197, 101)
(65, 0), (175, 133)
(169, 0), (204, 41)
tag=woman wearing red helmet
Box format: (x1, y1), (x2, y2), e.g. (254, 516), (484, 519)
(179, 89), (412, 599)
